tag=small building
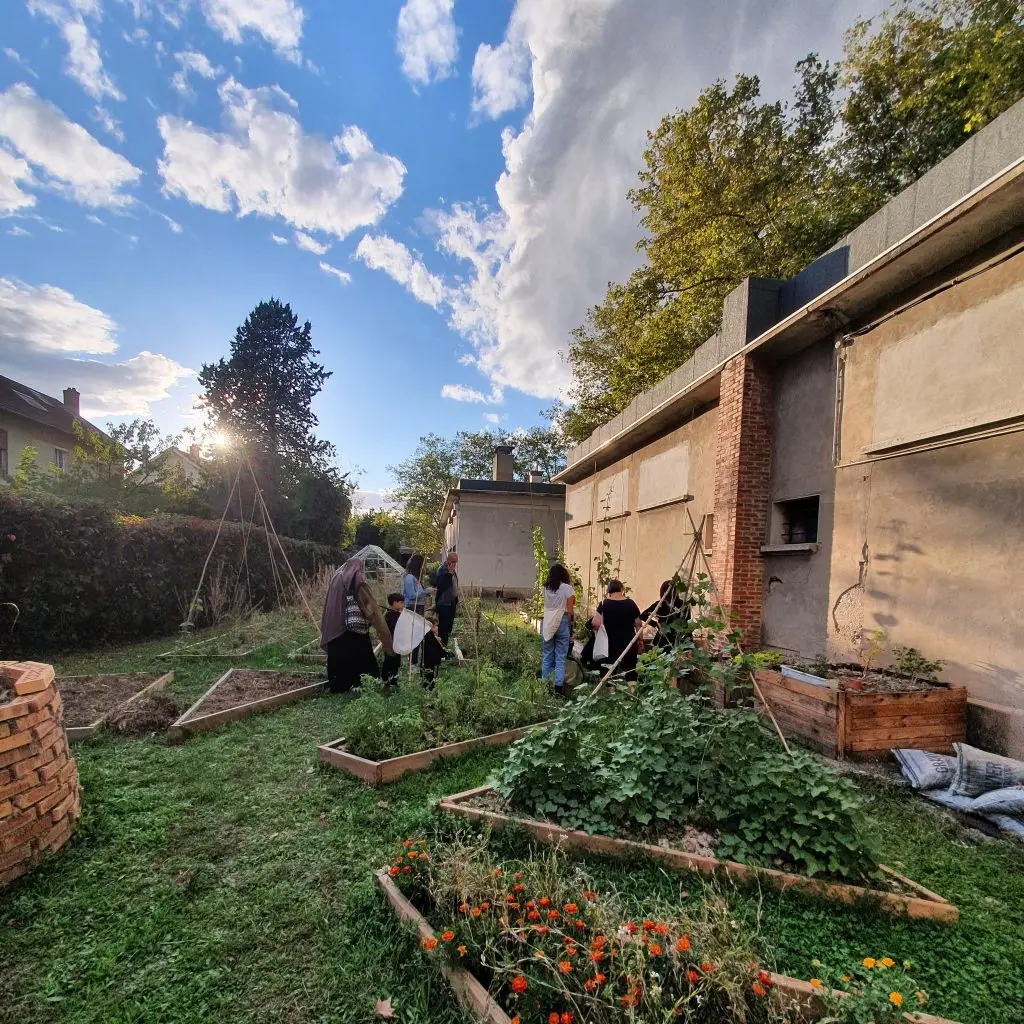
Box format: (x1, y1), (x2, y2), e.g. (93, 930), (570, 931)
(440, 446), (565, 597)
(0, 376), (105, 480)
(147, 445), (205, 488)
(557, 97), (1024, 757)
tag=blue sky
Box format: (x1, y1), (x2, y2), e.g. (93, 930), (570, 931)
(0, 0), (877, 506)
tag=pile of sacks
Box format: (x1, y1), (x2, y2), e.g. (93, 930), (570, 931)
(893, 743), (1024, 839)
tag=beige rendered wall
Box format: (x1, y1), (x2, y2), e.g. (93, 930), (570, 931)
(827, 242), (1024, 754)
(454, 492), (565, 595)
(564, 407), (718, 613)
(0, 415), (75, 477)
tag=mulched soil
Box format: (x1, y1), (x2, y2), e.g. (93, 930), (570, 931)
(105, 693), (183, 737)
(57, 673), (168, 729)
(183, 670), (321, 720)
(828, 666), (939, 693)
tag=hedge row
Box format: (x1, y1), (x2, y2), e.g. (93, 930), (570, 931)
(0, 492), (339, 654)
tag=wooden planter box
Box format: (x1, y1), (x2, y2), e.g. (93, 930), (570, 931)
(375, 869), (956, 1024)
(61, 671), (174, 741)
(754, 670), (967, 760)
(169, 669), (325, 738)
(438, 785), (958, 923)
(318, 721), (553, 786)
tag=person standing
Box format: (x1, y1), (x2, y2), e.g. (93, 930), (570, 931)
(541, 564), (576, 696)
(401, 553), (433, 665)
(591, 579), (643, 682)
(320, 558), (394, 693)
(435, 551), (459, 647)
(641, 579), (690, 652)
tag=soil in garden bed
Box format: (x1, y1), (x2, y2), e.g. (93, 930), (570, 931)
(184, 670), (321, 719)
(57, 673), (166, 728)
(795, 663), (944, 693)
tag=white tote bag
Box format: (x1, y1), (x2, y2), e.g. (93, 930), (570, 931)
(541, 602), (565, 642)
(392, 608), (430, 655)
(592, 625), (610, 660)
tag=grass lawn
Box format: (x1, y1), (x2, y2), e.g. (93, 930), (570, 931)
(1, 628), (1022, 1024)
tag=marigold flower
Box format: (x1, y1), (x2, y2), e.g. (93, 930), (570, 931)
(582, 890), (596, 901)
(752, 982), (766, 997)
(862, 958), (876, 969)
(653, 922), (669, 936)
(590, 934), (607, 948)
(528, 910), (541, 921)
(492, 868), (502, 877)
(403, 840), (414, 848)
(757, 970), (771, 986)
(620, 990), (640, 1008)
(558, 961), (572, 974)
(407, 851), (418, 859)
(533, 925), (549, 935)
(564, 903), (578, 914)
(589, 951), (604, 963)
(574, 920), (586, 931)
(642, 919), (656, 932)
(402, 866), (410, 873)
(539, 897), (551, 907)
(889, 993), (903, 1007)
(525, 900), (536, 909)
(471, 907), (482, 918)
(584, 978), (596, 992)
(649, 943), (664, 957)
(881, 957), (895, 968)
(703, 962), (716, 974)
(674, 935), (691, 953)
(809, 979), (822, 989)
(548, 1013), (560, 1024)
(479, 902), (490, 912)
(560, 1014), (573, 1024)
(388, 866), (400, 877)
(686, 969), (700, 984)
(419, 853), (429, 861)
(513, 884), (525, 893)
(459, 903), (468, 913)
(547, 910), (560, 921)
(515, 873), (524, 881)
(421, 937), (437, 951)
(626, 921), (638, 935)
(593, 973), (606, 985)
(457, 945), (467, 957)
(441, 931), (455, 942)
(511, 1018), (520, 1024)
(510, 975), (528, 994)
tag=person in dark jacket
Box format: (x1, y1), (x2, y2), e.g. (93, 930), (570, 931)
(435, 551), (459, 647)
(381, 593), (404, 682)
(641, 579), (691, 653)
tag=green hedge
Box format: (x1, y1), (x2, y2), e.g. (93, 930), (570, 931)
(0, 492), (338, 654)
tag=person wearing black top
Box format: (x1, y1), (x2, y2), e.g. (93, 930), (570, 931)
(641, 580), (691, 653)
(381, 593), (404, 682)
(435, 551), (459, 647)
(591, 580), (643, 681)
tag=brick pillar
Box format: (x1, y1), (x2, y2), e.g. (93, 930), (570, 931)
(711, 354), (773, 646)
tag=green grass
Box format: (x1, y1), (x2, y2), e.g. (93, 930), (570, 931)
(1, 626), (1022, 1024)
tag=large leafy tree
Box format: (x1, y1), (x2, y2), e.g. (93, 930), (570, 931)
(199, 299), (335, 516)
(559, 0), (1024, 444)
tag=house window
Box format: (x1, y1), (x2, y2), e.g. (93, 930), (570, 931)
(775, 496), (819, 545)
(702, 513), (714, 554)
(0, 429), (7, 478)
(53, 447), (69, 473)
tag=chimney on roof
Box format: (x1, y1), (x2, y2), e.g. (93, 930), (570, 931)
(492, 445), (515, 482)
(189, 444), (201, 460)
(63, 388), (80, 416)
(528, 470), (545, 483)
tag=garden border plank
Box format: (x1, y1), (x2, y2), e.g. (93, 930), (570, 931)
(317, 721), (555, 786)
(437, 785), (959, 924)
(63, 671), (174, 741)
(169, 668), (325, 738)
(156, 634), (265, 660)
(375, 869), (957, 1024)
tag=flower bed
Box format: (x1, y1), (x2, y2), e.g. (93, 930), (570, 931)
(57, 671), (174, 740)
(169, 669), (324, 738)
(376, 836), (957, 1023)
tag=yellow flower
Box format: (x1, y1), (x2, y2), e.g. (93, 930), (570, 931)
(862, 958), (876, 969)
(841, 976), (851, 984)
(889, 993), (903, 1007)
(881, 957), (895, 968)
(809, 978), (822, 989)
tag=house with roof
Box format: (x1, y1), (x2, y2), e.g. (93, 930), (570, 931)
(557, 97), (1024, 757)
(0, 376), (107, 482)
(146, 445), (205, 488)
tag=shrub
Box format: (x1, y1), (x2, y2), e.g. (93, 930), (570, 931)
(0, 492), (337, 653)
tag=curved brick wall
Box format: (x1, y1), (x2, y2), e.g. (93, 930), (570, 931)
(0, 661), (80, 886)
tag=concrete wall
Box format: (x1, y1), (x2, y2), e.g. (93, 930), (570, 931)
(0, 415), (75, 478)
(564, 406), (718, 612)
(452, 492), (565, 595)
(762, 340), (837, 658)
(827, 241), (1024, 755)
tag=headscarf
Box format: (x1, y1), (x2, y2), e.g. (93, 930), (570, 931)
(320, 558), (365, 648)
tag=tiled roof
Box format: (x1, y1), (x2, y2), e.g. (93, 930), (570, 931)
(0, 375), (107, 440)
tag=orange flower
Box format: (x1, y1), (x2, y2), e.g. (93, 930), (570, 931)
(401, 866), (410, 873)
(388, 866), (400, 877)
(421, 937), (437, 951)
(752, 982), (766, 997)
(881, 957), (895, 968)
(648, 943), (663, 957)
(480, 902), (490, 912)
(564, 903), (578, 914)
(539, 897), (551, 908)
(419, 854), (429, 862)
(560, 1014), (573, 1024)
(620, 990), (640, 1008)
(513, 884), (525, 893)
(515, 873), (524, 881)
(626, 922), (638, 935)
(459, 903), (468, 913)
(492, 868), (502, 877)
(889, 993), (903, 1007)
(558, 961), (572, 974)
(582, 891), (596, 901)
(757, 970), (771, 986)
(457, 945), (467, 957)
(642, 920), (656, 932)
(590, 935), (607, 948)
(407, 851), (418, 859)
(674, 935), (691, 953)
(528, 910), (541, 921)
(653, 923), (669, 936)
(510, 975), (528, 994)
(548, 1013), (559, 1024)
(841, 975), (851, 984)
(686, 969), (700, 984)
(809, 979), (822, 989)
(589, 951), (604, 963)
(703, 962), (716, 974)
(511, 1018), (520, 1024)
(534, 925), (550, 935)
(593, 973), (606, 985)
(403, 840), (414, 848)
(574, 920), (586, 931)
(441, 931), (455, 942)
(862, 958), (876, 969)
(471, 907), (482, 918)
(525, 900), (536, 909)
(547, 910), (560, 921)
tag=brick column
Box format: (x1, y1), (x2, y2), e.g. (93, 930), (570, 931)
(711, 354), (773, 646)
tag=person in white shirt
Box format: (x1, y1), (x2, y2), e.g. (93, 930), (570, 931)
(540, 564), (576, 695)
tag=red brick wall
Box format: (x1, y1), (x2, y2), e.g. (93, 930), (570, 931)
(711, 354), (773, 646)
(0, 662), (80, 886)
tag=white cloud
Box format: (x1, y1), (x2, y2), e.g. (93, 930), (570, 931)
(160, 212), (183, 232)
(157, 78), (406, 239)
(319, 261), (351, 286)
(0, 84), (141, 210)
(199, 0), (304, 60)
(0, 276), (193, 416)
(86, 213), (105, 225)
(3, 48), (40, 80)
(440, 382), (504, 404)
(397, 0), (459, 86)
(6, 225), (31, 237)
(354, 233), (446, 308)
(28, 0), (124, 102)
(482, 412), (502, 425)
(171, 49), (221, 98)
(294, 230), (328, 255)
(92, 104), (124, 141)
(471, 33), (530, 118)
(270, 232), (288, 244)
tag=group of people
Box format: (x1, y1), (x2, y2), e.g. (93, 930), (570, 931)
(321, 547), (688, 697)
(320, 551), (460, 693)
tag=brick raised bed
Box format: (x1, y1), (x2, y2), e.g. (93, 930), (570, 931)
(169, 668), (325, 738)
(317, 721), (554, 786)
(0, 661), (81, 886)
(439, 785), (958, 923)
(60, 671), (174, 741)
(754, 669), (967, 760)
(375, 869), (956, 1024)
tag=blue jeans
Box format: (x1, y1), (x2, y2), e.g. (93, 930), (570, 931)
(542, 615), (571, 688)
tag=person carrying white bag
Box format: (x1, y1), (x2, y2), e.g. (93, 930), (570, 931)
(540, 564), (576, 696)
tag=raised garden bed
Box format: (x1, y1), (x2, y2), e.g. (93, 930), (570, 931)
(439, 785), (958, 923)
(317, 721), (553, 786)
(287, 638), (326, 664)
(156, 633), (268, 660)
(754, 669), (967, 760)
(57, 671), (174, 740)
(169, 669), (324, 738)
(375, 870), (956, 1024)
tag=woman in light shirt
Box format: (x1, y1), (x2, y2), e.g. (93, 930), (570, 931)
(541, 563), (576, 695)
